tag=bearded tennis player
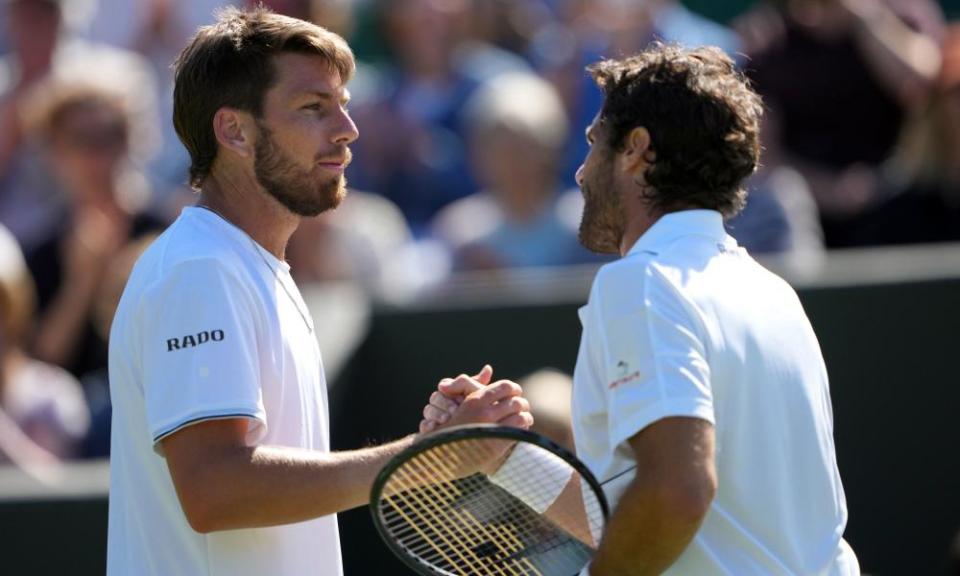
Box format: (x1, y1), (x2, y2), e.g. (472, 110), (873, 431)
(106, 7), (532, 576)
(425, 44), (860, 576)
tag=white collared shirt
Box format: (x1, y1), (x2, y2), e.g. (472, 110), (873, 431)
(107, 207), (342, 576)
(573, 210), (859, 575)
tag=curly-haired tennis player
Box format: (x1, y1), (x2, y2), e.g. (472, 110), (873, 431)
(426, 44), (860, 575)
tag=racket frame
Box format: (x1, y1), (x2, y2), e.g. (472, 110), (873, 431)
(369, 424), (610, 576)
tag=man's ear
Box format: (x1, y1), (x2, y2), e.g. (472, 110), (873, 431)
(620, 126), (654, 178)
(212, 107), (255, 159)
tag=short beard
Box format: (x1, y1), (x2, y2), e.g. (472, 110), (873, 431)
(254, 123), (347, 217)
(578, 158), (625, 255)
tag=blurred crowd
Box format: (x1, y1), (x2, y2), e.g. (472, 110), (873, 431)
(0, 0), (956, 466)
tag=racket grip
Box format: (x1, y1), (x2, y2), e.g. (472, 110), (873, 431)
(487, 441), (573, 513)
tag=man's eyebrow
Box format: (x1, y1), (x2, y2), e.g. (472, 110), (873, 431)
(301, 90), (351, 105)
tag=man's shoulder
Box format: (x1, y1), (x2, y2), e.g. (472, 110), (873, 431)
(593, 249), (661, 291)
(126, 213), (252, 298)
(588, 253), (662, 315)
(590, 243), (730, 314)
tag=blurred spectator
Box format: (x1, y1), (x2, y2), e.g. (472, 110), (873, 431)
(0, 0), (160, 253)
(347, 0), (482, 233)
(0, 0), (70, 252)
(82, 0), (231, 51)
(309, 0), (357, 39)
(467, 0), (556, 56)
(847, 24), (960, 245)
(519, 368), (574, 452)
(0, 223), (88, 465)
(286, 190), (414, 291)
(739, 0), (945, 247)
(555, 0), (740, 57)
(79, 232), (157, 458)
(451, 0), (534, 84)
(727, 166), (825, 259)
(535, 0), (742, 188)
(80, 0), (237, 193)
(431, 72), (597, 271)
(21, 82), (166, 378)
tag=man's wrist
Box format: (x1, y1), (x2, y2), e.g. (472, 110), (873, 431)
(487, 441), (573, 513)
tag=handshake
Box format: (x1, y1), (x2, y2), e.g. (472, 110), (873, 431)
(417, 365), (534, 435)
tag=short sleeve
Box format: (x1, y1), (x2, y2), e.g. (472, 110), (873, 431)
(596, 265), (714, 448)
(140, 259), (267, 452)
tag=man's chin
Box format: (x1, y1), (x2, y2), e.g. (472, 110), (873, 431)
(332, 178), (348, 205)
(578, 224), (621, 255)
(290, 178), (348, 217)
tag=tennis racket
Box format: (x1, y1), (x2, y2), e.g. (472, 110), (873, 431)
(370, 425), (609, 576)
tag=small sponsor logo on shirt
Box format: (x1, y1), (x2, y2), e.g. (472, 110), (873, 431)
(610, 361), (641, 389)
(166, 330), (225, 352)
(609, 370), (641, 389)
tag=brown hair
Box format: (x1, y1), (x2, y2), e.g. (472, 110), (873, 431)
(588, 44), (762, 217)
(172, 5), (355, 189)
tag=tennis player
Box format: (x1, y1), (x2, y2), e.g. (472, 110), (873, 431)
(106, 7), (531, 576)
(426, 45), (860, 575)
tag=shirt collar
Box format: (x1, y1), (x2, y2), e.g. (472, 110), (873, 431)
(624, 209), (730, 258)
(185, 206), (292, 273)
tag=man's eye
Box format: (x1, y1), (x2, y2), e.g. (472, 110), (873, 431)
(303, 103), (323, 111)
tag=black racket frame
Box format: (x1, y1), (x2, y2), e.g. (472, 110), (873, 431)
(369, 424), (610, 576)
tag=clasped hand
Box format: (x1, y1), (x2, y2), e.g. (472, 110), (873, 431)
(418, 365), (533, 435)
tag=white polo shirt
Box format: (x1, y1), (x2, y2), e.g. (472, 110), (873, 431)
(107, 207), (342, 576)
(573, 210), (859, 575)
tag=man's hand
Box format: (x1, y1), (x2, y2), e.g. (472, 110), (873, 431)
(418, 365), (533, 434)
(419, 365), (490, 433)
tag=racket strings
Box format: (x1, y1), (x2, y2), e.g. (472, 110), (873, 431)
(378, 437), (605, 576)
(418, 442), (541, 575)
(397, 443), (526, 573)
(483, 445), (605, 546)
(387, 443), (536, 575)
(386, 470), (499, 573)
(387, 443), (537, 575)
(452, 471), (594, 575)
(442, 439), (605, 570)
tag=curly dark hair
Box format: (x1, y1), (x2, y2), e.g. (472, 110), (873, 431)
(587, 44), (762, 217)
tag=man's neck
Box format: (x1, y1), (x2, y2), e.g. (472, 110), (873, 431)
(618, 206), (661, 258)
(197, 172), (299, 261)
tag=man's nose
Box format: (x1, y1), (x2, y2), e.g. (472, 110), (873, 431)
(332, 108), (359, 145)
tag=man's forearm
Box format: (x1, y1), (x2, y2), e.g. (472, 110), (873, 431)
(176, 435), (416, 533)
(588, 477), (709, 576)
